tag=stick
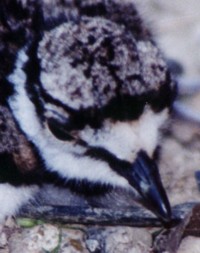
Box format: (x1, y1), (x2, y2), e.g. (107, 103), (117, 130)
(18, 202), (197, 227)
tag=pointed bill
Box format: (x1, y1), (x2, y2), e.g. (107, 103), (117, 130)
(127, 151), (171, 223)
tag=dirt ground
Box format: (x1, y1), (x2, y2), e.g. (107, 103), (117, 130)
(2, 1), (200, 252)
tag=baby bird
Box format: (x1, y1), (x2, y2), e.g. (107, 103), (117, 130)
(0, 0), (176, 223)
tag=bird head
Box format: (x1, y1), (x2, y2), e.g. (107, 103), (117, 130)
(7, 3), (176, 223)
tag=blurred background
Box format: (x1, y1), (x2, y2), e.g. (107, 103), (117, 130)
(137, 0), (200, 77)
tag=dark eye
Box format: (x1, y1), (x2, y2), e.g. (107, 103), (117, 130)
(47, 118), (74, 141)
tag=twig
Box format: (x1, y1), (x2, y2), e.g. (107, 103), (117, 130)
(18, 202), (197, 227)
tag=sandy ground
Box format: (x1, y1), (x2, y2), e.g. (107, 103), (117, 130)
(2, 1), (200, 252)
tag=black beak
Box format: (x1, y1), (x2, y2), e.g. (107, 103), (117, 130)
(127, 151), (171, 223)
(86, 147), (171, 223)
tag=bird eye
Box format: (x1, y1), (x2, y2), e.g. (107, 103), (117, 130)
(47, 117), (74, 141)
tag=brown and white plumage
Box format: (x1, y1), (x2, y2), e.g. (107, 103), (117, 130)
(0, 0), (176, 222)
